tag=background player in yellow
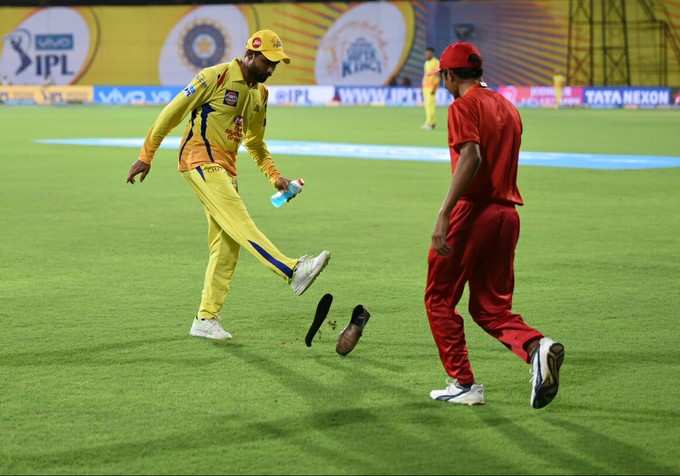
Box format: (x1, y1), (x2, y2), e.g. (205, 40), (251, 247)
(422, 47), (440, 130)
(553, 70), (566, 108)
(126, 30), (330, 341)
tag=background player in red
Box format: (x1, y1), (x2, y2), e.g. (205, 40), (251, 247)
(425, 41), (565, 408)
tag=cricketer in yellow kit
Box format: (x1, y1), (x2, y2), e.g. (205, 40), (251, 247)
(126, 30), (330, 341)
(422, 47), (440, 130)
(553, 71), (566, 108)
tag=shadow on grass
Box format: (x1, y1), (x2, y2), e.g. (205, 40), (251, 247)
(542, 415), (679, 474)
(554, 402), (680, 421)
(4, 340), (676, 474)
(573, 349), (680, 367)
(473, 406), (609, 474)
(1, 409), (375, 474)
(226, 343), (678, 475)
(224, 344), (526, 474)
(0, 337), (188, 367)
(3, 404), (519, 475)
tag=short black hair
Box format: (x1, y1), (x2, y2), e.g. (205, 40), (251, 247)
(451, 53), (483, 79)
(451, 67), (483, 79)
(426, 47), (435, 53)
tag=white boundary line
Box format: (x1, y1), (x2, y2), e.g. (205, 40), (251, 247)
(35, 138), (680, 170)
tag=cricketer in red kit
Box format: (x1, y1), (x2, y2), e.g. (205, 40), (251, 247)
(425, 41), (565, 408)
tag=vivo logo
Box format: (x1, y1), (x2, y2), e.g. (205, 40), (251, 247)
(35, 34), (74, 51)
(96, 88), (175, 105)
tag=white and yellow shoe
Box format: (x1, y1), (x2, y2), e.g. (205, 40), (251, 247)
(290, 251), (331, 296)
(189, 317), (232, 341)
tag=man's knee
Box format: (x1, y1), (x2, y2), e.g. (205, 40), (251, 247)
(424, 290), (448, 318)
(468, 299), (506, 325)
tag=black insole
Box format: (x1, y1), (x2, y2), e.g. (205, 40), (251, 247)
(305, 293), (334, 347)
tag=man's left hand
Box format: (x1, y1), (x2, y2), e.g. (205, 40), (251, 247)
(274, 176), (291, 191)
(431, 212), (452, 256)
(126, 160), (151, 184)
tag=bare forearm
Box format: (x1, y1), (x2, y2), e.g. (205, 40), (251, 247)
(439, 143), (481, 216)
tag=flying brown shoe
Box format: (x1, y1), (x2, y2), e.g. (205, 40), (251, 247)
(336, 305), (371, 356)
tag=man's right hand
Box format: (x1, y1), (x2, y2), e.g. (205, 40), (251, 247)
(431, 212), (452, 256)
(126, 160), (151, 184)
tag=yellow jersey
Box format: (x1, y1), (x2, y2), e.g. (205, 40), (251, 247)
(553, 74), (566, 89)
(422, 58), (440, 89)
(139, 59), (280, 183)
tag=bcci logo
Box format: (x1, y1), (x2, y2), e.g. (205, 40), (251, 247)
(179, 20), (229, 70)
(341, 37), (382, 78)
(159, 5), (248, 86)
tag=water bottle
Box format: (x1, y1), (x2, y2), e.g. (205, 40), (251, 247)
(271, 178), (304, 208)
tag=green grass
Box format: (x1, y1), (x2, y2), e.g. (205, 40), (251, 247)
(1, 105), (679, 475)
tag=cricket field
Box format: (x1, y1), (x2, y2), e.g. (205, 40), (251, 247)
(1, 105), (679, 474)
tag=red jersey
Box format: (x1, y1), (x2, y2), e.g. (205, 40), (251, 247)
(448, 85), (524, 205)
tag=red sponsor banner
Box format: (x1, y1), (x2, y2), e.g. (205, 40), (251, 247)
(497, 86), (584, 108)
(673, 89), (680, 106)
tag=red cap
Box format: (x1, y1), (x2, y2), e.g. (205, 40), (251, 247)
(438, 41), (483, 71)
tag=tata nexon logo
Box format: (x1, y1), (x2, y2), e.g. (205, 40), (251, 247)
(7, 30), (76, 78)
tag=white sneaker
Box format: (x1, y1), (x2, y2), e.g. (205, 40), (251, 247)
(189, 317), (232, 341)
(420, 123), (435, 130)
(430, 378), (485, 406)
(530, 337), (565, 409)
(290, 251), (331, 296)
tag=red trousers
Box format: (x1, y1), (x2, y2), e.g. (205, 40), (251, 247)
(425, 200), (543, 385)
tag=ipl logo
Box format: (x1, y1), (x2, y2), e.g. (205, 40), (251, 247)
(6, 29), (32, 75)
(0, 7), (91, 85)
(341, 37), (382, 78)
(4, 29), (75, 79)
(179, 20), (228, 70)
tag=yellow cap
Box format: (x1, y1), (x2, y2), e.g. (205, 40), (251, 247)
(246, 30), (290, 64)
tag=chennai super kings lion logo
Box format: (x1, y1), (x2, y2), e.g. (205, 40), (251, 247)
(341, 37), (382, 78)
(315, 3), (407, 85)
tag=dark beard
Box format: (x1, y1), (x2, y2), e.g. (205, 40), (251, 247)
(255, 72), (270, 83)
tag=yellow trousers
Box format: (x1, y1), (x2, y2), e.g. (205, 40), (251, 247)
(183, 163), (298, 319)
(554, 87), (563, 108)
(423, 88), (436, 126)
